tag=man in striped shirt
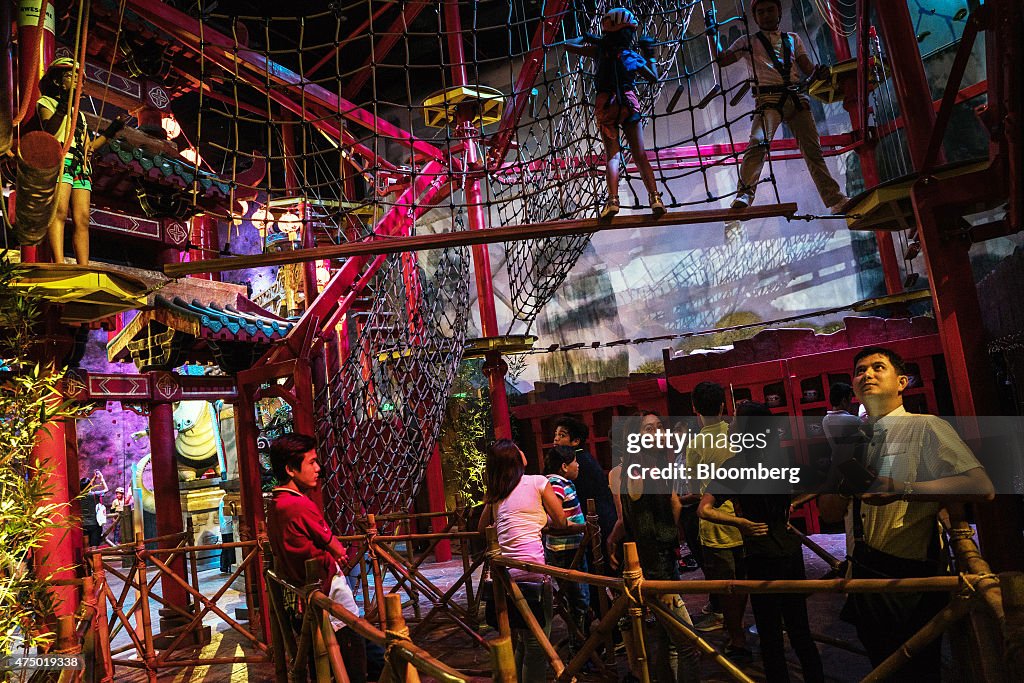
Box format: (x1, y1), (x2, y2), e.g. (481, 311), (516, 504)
(544, 445), (590, 655)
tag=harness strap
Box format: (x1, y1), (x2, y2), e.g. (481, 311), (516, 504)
(754, 31), (804, 112)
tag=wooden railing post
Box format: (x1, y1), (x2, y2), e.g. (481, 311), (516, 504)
(622, 542), (651, 683)
(134, 533), (158, 682)
(456, 495), (475, 607)
(403, 518), (422, 620)
(366, 514), (388, 630)
(490, 635), (517, 683)
(263, 550), (290, 683)
(586, 498), (613, 664)
(383, 593), (419, 682)
(484, 527), (511, 639)
(88, 554), (113, 683)
(305, 558), (332, 683)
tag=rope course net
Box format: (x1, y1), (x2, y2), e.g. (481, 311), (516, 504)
(314, 244), (471, 534)
(117, 0), (828, 527)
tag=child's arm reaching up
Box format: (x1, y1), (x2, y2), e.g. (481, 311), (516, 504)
(561, 36), (597, 58)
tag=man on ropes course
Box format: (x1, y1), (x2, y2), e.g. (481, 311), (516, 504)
(36, 57), (124, 265)
(709, 0), (848, 215)
(561, 8), (667, 221)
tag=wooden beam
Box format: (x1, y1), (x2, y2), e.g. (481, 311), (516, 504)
(163, 203), (798, 277)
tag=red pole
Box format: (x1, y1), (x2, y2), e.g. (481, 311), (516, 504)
(828, 12), (902, 295)
(233, 388), (272, 641)
(34, 417), (79, 618)
(875, 1), (1023, 571)
(148, 401), (192, 627)
(188, 215), (220, 281)
(444, 0), (512, 440)
(875, 3), (942, 170)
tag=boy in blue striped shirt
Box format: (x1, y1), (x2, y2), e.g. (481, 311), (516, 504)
(544, 446), (591, 656)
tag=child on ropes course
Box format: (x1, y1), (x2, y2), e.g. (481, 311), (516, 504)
(562, 7), (667, 221)
(709, 0), (848, 214)
(36, 57), (125, 265)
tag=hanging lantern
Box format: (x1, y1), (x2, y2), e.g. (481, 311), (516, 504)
(161, 115), (181, 139)
(251, 206), (273, 237)
(180, 147), (203, 167)
(315, 259), (331, 288)
(277, 211), (302, 241)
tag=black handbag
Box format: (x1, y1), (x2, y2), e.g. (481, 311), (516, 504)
(482, 576), (552, 630)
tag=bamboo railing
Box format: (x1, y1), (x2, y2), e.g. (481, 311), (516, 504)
(83, 529), (270, 682)
(66, 497), (1024, 682)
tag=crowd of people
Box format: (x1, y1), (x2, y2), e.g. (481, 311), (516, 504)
(79, 470), (128, 547)
(264, 344), (994, 682)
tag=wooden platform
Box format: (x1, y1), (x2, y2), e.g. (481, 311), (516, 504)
(844, 159), (991, 232)
(164, 203), (800, 277)
(7, 262), (151, 324)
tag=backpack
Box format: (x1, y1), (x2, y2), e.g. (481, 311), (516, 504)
(617, 48), (648, 76)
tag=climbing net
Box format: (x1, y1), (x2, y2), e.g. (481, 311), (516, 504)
(313, 243), (471, 534)
(102, 0), (848, 528)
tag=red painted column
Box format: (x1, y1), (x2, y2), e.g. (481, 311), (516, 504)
(876, 1), (1022, 570)
(444, 0), (512, 440)
(424, 444), (451, 562)
(33, 417), (78, 618)
(189, 215), (220, 281)
(148, 400), (192, 624)
(234, 389), (271, 641)
(876, 3), (941, 170)
(828, 22), (902, 295)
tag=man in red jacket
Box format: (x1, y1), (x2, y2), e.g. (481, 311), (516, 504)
(266, 433), (369, 681)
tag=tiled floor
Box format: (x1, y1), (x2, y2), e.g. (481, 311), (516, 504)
(94, 534), (895, 681)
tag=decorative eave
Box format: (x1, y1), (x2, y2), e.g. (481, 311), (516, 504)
(107, 292), (294, 373)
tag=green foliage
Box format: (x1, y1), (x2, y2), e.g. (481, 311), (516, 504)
(0, 259), (85, 658)
(631, 359), (664, 375)
(437, 360), (491, 508)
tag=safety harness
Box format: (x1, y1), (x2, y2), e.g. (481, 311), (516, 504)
(752, 30), (805, 112)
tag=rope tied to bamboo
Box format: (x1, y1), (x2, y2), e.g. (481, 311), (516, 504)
(949, 527), (978, 541)
(959, 572), (998, 596)
(383, 625), (412, 675)
(622, 567), (645, 608)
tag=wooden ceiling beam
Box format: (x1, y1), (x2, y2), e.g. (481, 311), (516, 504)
(164, 203), (799, 277)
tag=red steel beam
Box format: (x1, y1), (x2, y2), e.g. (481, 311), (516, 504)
(485, 0), (571, 170)
(304, 3), (394, 79)
(124, 0), (445, 164)
(877, 2), (941, 171)
(921, 10), (984, 175)
(828, 9), (902, 296)
(342, 1), (431, 101)
(445, 0), (512, 440)
(253, 159), (452, 367)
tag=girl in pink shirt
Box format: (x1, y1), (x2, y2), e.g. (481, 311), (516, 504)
(478, 440), (566, 682)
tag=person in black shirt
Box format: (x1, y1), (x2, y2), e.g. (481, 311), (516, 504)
(698, 402), (824, 683)
(552, 416), (617, 560)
